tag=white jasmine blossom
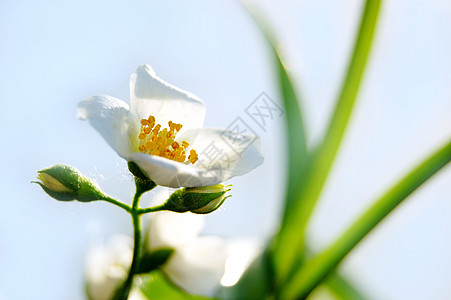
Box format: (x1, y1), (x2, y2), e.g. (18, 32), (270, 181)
(146, 211), (228, 297)
(220, 239), (262, 287)
(85, 235), (133, 300)
(78, 65), (263, 188)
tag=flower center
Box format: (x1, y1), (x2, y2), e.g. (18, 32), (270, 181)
(137, 115), (198, 164)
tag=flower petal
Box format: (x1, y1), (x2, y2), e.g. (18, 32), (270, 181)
(78, 95), (138, 159)
(146, 211), (204, 251)
(128, 288), (147, 300)
(220, 239), (262, 287)
(130, 152), (220, 187)
(163, 236), (228, 297)
(130, 65), (206, 131)
(85, 235), (133, 300)
(179, 127), (264, 180)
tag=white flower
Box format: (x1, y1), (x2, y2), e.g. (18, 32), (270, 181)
(146, 211), (228, 297)
(78, 65), (263, 188)
(85, 235), (147, 300)
(220, 239), (262, 287)
(85, 235), (133, 300)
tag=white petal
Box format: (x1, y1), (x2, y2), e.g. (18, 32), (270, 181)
(78, 95), (138, 159)
(163, 236), (228, 297)
(128, 288), (147, 300)
(146, 211), (204, 251)
(179, 128), (264, 181)
(85, 235), (133, 300)
(108, 235), (134, 268)
(130, 152), (221, 187)
(130, 65), (206, 131)
(221, 239), (262, 287)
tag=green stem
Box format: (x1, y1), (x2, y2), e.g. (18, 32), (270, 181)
(137, 204), (167, 215)
(102, 196), (132, 213)
(281, 139), (451, 299)
(272, 0), (382, 286)
(114, 190), (144, 300)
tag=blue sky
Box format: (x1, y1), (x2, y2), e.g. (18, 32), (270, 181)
(1, 0), (451, 299)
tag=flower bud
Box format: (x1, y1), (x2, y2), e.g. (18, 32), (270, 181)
(164, 184), (231, 214)
(34, 164), (107, 202)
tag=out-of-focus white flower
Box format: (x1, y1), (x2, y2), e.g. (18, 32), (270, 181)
(146, 211), (228, 297)
(220, 239), (262, 287)
(127, 288), (147, 300)
(78, 64), (263, 188)
(85, 235), (150, 300)
(146, 209), (205, 250)
(85, 235), (134, 300)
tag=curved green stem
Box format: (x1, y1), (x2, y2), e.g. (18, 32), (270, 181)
(137, 204), (167, 215)
(102, 196), (132, 213)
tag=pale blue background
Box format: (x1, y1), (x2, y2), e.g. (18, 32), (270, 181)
(1, 0), (451, 299)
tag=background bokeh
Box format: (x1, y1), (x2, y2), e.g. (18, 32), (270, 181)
(1, 0), (451, 299)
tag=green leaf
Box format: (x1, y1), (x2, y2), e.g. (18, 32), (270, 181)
(137, 248), (174, 274)
(282, 139), (451, 299)
(137, 271), (211, 300)
(272, 0), (382, 286)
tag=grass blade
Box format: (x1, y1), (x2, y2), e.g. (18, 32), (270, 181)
(281, 139), (451, 299)
(241, 2), (309, 215)
(272, 0), (382, 285)
(326, 273), (367, 300)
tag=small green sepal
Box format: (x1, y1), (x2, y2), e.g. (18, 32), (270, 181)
(127, 161), (156, 193)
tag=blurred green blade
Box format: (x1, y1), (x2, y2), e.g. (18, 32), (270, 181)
(241, 1), (311, 289)
(282, 139), (451, 299)
(242, 2), (309, 212)
(326, 273), (367, 300)
(272, 0), (382, 286)
(276, 52), (310, 213)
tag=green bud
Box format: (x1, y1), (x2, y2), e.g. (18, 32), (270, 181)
(164, 184), (232, 214)
(33, 164), (107, 202)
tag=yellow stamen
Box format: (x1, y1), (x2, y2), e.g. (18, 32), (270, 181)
(137, 115), (198, 165)
(188, 149), (198, 164)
